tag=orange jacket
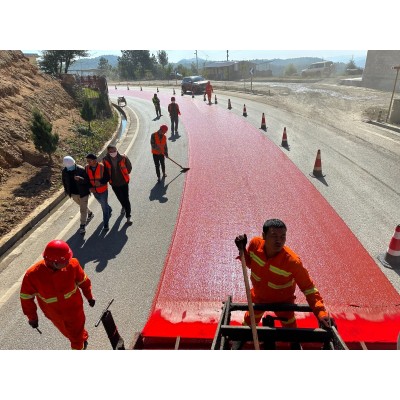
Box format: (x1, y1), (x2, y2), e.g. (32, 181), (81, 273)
(85, 163), (108, 193)
(242, 236), (327, 319)
(20, 258), (93, 322)
(205, 83), (213, 95)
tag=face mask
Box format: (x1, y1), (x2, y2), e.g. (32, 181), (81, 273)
(66, 165), (75, 171)
(109, 151), (118, 158)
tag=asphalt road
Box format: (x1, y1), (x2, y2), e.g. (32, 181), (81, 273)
(0, 84), (399, 350)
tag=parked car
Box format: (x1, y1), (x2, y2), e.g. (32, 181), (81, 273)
(181, 75), (208, 94)
(170, 72), (183, 80)
(301, 61), (335, 78)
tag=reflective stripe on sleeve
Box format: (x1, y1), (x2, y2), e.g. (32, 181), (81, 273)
(268, 279), (295, 290)
(20, 293), (35, 300)
(249, 252), (265, 267)
(304, 287), (319, 296)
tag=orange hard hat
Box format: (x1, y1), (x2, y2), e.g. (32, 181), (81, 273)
(43, 240), (73, 263)
(160, 125), (168, 133)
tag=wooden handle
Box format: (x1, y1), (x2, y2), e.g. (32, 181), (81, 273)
(240, 251), (260, 350)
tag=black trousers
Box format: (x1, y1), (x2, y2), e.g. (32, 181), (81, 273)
(111, 184), (131, 218)
(170, 115), (179, 132)
(154, 104), (161, 117)
(152, 154), (165, 178)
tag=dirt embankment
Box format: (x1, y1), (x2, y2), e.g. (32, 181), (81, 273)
(0, 50), (84, 238)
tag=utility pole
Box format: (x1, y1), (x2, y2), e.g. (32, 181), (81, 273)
(386, 65), (400, 123)
(195, 50), (198, 73)
(227, 50), (229, 61)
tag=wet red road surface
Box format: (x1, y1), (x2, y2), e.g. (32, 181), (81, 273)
(121, 89), (400, 344)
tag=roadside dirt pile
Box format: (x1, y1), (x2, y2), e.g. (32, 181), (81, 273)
(0, 50), (83, 238)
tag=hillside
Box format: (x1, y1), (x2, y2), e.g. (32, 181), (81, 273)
(0, 50), (84, 237)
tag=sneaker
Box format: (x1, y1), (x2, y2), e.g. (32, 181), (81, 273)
(120, 207), (125, 215)
(79, 225), (86, 234)
(103, 225), (109, 231)
(86, 211), (94, 222)
(126, 217), (133, 226)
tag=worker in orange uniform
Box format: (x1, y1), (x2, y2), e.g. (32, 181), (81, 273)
(20, 240), (96, 350)
(234, 218), (334, 349)
(205, 80), (213, 104)
(150, 124), (169, 183)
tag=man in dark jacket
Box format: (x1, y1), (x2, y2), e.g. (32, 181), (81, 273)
(102, 145), (133, 225)
(62, 156), (93, 234)
(152, 93), (161, 118)
(167, 96), (181, 135)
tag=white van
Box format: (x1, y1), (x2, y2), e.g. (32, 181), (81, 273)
(301, 61), (334, 78)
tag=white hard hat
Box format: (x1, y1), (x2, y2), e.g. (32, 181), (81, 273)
(63, 156), (75, 168)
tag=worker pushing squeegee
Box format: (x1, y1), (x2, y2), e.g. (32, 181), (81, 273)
(150, 124), (189, 183)
(233, 218), (335, 350)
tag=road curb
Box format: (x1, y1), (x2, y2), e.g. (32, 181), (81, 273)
(0, 103), (126, 258)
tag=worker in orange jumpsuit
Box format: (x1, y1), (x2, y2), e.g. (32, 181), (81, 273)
(20, 240), (95, 350)
(205, 81), (213, 104)
(235, 218), (333, 348)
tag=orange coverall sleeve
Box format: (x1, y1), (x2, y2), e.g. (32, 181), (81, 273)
(73, 260), (93, 301)
(291, 258), (328, 319)
(20, 273), (39, 321)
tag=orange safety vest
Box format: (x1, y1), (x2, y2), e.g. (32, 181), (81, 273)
(103, 156), (130, 184)
(85, 163), (108, 193)
(151, 132), (167, 155)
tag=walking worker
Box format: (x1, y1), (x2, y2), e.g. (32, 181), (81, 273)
(235, 218), (333, 335)
(62, 155), (94, 234)
(20, 240), (96, 350)
(152, 93), (162, 118)
(205, 80), (213, 104)
(167, 96), (181, 135)
(85, 153), (112, 231)
(150, 124), (169, 183)
(102, 144), (133, 225)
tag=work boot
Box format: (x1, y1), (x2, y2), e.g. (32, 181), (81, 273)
(126, 217), (133, 226)
(103, 225), (109, 231)
(86, 211), (94, 223)
(79, 225), (86, 234)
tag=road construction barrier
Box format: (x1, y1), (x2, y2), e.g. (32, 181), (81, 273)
(310, 149), (325, 177)
(378, 225), (400, 269)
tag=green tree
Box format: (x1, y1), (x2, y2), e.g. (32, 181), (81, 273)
(30, 109), (59, 162)
(118, 50), (157, 80)
(346, 57), (357, 70)
(157, 50), (168, 73)
(97, 57), (111, 77)
(81, 98), (95, 130)
(284, 63), (297, 76)
(96, 93), (111, 118)
(39, 50), (89, 76)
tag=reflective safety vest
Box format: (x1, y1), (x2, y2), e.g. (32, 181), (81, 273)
(103, 156), (130, 184)
(151, 132), (167, 155)
(85, 163), (108, 193)
(242, 236), (328, 319)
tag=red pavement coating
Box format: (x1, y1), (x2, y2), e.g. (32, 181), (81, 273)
(120, 89), (400, 344)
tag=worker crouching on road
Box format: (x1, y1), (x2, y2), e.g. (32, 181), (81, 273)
(20, 240), (96, 350)
(151, 124), (169, 183)
(235, 219), (333, 331)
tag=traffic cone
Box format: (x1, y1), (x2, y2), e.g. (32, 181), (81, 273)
(127, 85), (129, 90)
(157, 87), (159, 93)
(261, 113), (267, 130)
(281, 127), (289, 148)
(203, 93), (206, 101)
(173, 88), (176, 95)
(115, 85), (117, 90)
(378, 225), (400, 269)
(140, 86), (142, 91)
(192, 91), (195, 98)
(228, 99), (232, 110)
(243, 104), (247, 117)
(215, 95), (218, 104)
(310, 149), (325, 177)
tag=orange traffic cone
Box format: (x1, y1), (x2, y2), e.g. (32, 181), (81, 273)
(192, 91), (195, 98)
(157, 87), (159, 93)
(215, 95), (218, 104)
(173, 88), (176, 95)
(127, 85), (129, 90)
(115, 85), (117, 90)
(261, 113), (267, 130)
(378, 225), (400, 269)
(310, 149), (325, 177)
(140, 86), (142, 91)
(203, 93), (206, 101)
(281, 127), (289, 148)
(228, 99), (232, 110)
(243, 104), (247, 117)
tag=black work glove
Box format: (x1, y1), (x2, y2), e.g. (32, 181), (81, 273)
(235, 234), (247, 251)
(88, 299), (96, 307)
(28, 319), (39, 329)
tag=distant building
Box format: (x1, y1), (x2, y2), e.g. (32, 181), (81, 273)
(362, 51), (400, 91)
(203, 61), (257, 80)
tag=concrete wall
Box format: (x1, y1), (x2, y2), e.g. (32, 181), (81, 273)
(362, 50), (400, 91)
